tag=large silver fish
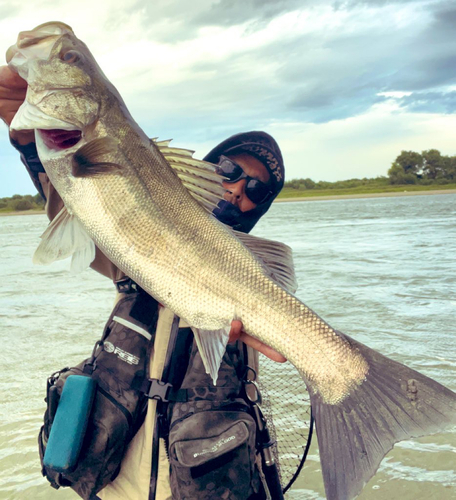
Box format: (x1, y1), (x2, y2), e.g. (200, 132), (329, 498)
(7, 22), (456, 500)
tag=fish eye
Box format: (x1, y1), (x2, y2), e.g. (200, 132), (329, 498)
(60, 50), (82, 64)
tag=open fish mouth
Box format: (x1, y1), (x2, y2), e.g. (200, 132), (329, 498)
(39, 129), (82, 150)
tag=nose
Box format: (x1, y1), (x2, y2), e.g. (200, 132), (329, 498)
(223, 179), (245, 206)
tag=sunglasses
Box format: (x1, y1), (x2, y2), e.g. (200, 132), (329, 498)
(216, 155), (274, 205)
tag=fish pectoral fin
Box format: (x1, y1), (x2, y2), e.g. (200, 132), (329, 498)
(191, 326), (231, 385)
(153, 139), (225, 213)
(232, 230), (298, 294)
(33, 206), (95, 271)
(311, 334), (456, 500)
(72, 137), (121, 177)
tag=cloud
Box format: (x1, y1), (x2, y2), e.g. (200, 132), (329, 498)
(1, 0), (456, 197)
(113, 1), (456, 130)
(396, 91), (456, 114)
(264, 102), (456, 182)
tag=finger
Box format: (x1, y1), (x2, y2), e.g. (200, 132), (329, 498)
(0, 99), (25, 125)
(228, 319), (243, 343)
(0, 65), (27, 89)
(9, 129), (35, 145)
(238, 332), (287, 363)
(0, 87), (27, 100)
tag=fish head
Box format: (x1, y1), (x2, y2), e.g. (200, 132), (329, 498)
(7, 22), (122, 155)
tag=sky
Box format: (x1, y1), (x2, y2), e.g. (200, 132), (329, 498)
(1, 0), (456, 197)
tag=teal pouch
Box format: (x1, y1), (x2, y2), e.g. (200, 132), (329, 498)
(43, 375), (97, 472)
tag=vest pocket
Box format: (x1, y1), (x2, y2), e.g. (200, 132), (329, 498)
(39, 379), (131, 496)
(168, 409), (259, 500)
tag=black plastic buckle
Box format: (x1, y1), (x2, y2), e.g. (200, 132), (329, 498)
(115, 277), (139, 294)
(147, 379), (173, 402)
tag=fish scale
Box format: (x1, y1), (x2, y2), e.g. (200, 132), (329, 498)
(7, 21), (456, 500)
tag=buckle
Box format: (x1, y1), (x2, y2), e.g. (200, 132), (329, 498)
(147, 379), (173, 402)
(115, 277), (139, 294)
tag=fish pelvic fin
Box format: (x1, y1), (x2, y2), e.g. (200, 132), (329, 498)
(310, 334), (456, 500)
(191, 326), (231, 385)
(33, 206), (95, 272)
(72, 137), (121, 177)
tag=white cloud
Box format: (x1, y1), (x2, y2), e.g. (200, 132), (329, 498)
(266, 103), (456, 181)
(0, 0), (455, 197)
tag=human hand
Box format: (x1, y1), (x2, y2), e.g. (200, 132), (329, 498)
(0, 65), (34, 145)
(229, 319), (287, 363)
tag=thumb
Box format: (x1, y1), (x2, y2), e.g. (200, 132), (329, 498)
(0, 65), (27, 89)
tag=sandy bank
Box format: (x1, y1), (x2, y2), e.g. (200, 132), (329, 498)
(0, 209), (45, 216)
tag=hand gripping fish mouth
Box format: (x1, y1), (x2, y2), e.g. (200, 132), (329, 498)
(8, 22), (98, 155)
(7, 22), (456, 500)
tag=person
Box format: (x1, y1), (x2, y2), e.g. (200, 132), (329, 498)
(0, 64), (288, 499)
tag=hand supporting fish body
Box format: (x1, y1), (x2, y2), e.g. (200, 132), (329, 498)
(7, 23), (456, 500)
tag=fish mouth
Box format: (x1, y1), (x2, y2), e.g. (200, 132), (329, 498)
(39, 129), (82, 150)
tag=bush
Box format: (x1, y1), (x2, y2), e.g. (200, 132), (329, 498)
(12, 199), (34, 211)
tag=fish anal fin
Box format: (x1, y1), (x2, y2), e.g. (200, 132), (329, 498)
(192, 326), (231, 385)
(311, 334), (456, 500)
(72, 137), (121, 177)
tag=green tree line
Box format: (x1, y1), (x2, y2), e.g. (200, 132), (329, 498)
(388, 149), (456, 185)
(284, 149), (455, 191)
(284, 176), (390, 191)
(0, 193), (45, 212)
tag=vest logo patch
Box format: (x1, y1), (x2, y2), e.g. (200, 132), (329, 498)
(103, 341), (139, 365)
(193, 435), (236, 458)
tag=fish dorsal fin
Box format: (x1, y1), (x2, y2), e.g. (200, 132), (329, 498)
(33, 206), (95, 272)
(154, 139), (225, 212)
(233, 230), (298, 294)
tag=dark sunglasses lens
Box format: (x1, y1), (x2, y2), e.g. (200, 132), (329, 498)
(217, 158), (243, 181)
(245, 179), (271, 204)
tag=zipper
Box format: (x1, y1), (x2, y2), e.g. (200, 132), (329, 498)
(97, 385), (133, 428)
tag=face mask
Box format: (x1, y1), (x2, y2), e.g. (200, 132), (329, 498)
(212, 200), (244, 230)
(212, 200), (270, 234)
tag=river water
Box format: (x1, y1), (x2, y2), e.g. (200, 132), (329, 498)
(0, 194), (455, 499)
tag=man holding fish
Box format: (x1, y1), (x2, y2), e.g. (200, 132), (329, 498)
(1, 22), (456, 500)
(0, 60), (287, 499)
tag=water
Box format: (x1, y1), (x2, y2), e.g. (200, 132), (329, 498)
(0, 194), (455, 499)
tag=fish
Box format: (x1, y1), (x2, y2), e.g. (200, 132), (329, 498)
(7, 22), (456, 500)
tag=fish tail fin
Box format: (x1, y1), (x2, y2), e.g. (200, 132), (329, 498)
(309, 336), (456, 500)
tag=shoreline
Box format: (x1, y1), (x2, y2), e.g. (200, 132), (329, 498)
(1, 188), (455, 216)
(0, 209), (45, 216)
(275, 188), (456, 203)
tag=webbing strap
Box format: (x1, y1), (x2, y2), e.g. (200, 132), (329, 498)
(148, 314), (180, 500)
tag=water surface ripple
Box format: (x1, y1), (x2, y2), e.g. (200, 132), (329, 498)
(0, 193), (455, 499)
